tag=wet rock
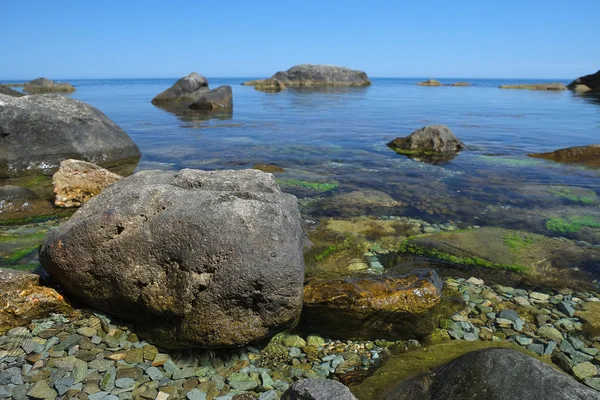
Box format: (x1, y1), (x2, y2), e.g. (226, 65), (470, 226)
(40, 169), (304, 348)
(151, 73), (208, 105)
(52, 159), (122, 208)
(572, 362), (598, 380)
(568, 69), (600, 92)
(387, 125), (465, 162)
(381, 348), (600, 400)
(151, 73), (232, 112)
(417, 79), (441, 86)
(302, 269), (444, 340)
(499, 83), (567, 90)
(281, 378), (357, 400)
(0, 85), (24, 97)
(528, 144), (600, 168)
(27, 379), (58, 399)
(0, 93), (141, 178)
(0, 185), (53, 220)
(0, 268), (71, 334)
(244, 78), (286, 92)
(252, 164), (285, 173)
(268, 64), (371, 87)
(188, 85), (233, 111)
(307, 190), (405, 217)
(23, 78), (75, 94)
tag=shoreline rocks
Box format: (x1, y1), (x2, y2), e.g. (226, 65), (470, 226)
(40, 169), (305, 349)
(52, 159), (123, 208)
(0, 85), (24, 97)
(528, 144), (600, 168)
(151, 72), (232, 112)
(568, 69), (600, 92)
(0, 93), (141, 178)
(499, 83), (567, 90)
(23, 78), (76, 94)
(244, 65), (371, 88)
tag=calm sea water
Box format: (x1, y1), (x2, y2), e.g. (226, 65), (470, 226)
(3, 77), (600, 238)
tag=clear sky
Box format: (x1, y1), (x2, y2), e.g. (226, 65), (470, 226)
(1, 0), (598, 80)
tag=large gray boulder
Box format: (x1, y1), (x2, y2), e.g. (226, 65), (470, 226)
(0, 93), (141, 178)
(271, 64), (371, 86)
(151, 72), (232, 111)
(151, 72), (209, 105)
(380, 348), (600, 400)
(281, 379), (358, 400)
(387, 125), (464, 162)
(39, 169), (305, 349)
(568, 69), (600, 92)
(23, 77), (76, 93)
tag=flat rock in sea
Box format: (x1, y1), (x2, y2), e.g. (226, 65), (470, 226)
(568, 69), (600, 92)
(418, 79), (441, 86)
(0, 93), (141, 178)
(499, 83), (567, 90)
(528, 144), (600, 168)
(250, 64), (370, 87)
(39, 168), (305, 349)
(380, 348), (600, 400)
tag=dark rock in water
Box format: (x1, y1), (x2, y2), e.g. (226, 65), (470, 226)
(270, 64), (371, 87)
(39, 168), (305, 349)
(568, 69), (600, 92)
(387, 125), (464, 163)
(0, 268), (71, 334)
(302, 269), (445, 340)
(0, 93), (141, 178)
(0, 85), (24, 97)
(528, 144), (600, 168)
(0, 185), (53, 220)
(417, 79), (441, 86)
(23, 77), (76, 93)
(281, 379), (358, 400)
(380, 348), (600, 400)
(189, 85), (233, 111)
(499, 83), (567, 90)
(151, 72), (209, 105)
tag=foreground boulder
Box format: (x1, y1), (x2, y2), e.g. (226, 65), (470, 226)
(0, 85), (24, 97)
(387, 125), (465, 162)
(52, 159), (123, 208)
(0, 185), (53, 220)
(151, 72), (232, 111)
(528, 144), (600, 168)
(380, 348), (600, 400)
(302, 269), (444, 340)
(23, 77), (76, 93)
(0, 268), (71, 334)
(282, 379), (357, 400)
(568, 69), (600, 92)
(499, 83), (566, 90)
(248, 64), (371, 87)
(40, 169), (305, 348)
(0, 93), (141, 178)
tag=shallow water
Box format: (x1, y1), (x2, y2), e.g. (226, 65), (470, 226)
(2, 77), (600, 268)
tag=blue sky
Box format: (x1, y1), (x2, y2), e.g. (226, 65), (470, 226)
(1, 0), (598, 79)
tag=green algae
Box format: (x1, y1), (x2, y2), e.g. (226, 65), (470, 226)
(0, 231), (47, 243)
(314, 245), (339, 261)
(548, 187), (597, 204)
(546, 216), (600, 233)
(476, 155), (544, 167)
(277, 178), (339, 192)
(3, 245), (38, 263)
(503, 233), (536, 252)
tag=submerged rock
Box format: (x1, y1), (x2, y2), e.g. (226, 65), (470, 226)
(528, 144), (600, 168)
(307, 190), (405, 217)
(0, 185), (53, 220)
(0, 268), (71, 334)
(0, 93), (141, 178)
(387, 125), (464, 162)
(499, 83), (567, 90)
(267, 64), (370, 87)
(40, 169), (305, 349)
(152, 72), (232, 112)
(52, 159), (123, 208)
(302, 269), (445, 340)
(188, 85), (233, 111)
(23, 77), (76, 93)
(568, 69), (600, 92)
(252, 164), (286, 173)
(0, 84), (24, 97)
(380, 348), (600, 400)
(417, 79), (441, 86)
(243, 78), (286, 92)
(281, 379), (357, 400)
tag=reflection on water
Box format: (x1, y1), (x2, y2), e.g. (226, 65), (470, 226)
(152, 103), (233, 128)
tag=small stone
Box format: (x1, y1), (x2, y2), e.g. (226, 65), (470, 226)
(283, 335), (306, 348)
(513, 296), (531, 307)
(227, 372), (259, 390)
(77, 327), (97, 338)
(143, 345), (158, 361)
(537, 326), (564, 343)
(151, 354), (170, 367)
(527, 344), (545, 355)
(569, 336), (586, 350)
(100, 367), (116, 391)
(156, 392), (170, 400)
(172, 367), (196, 380)
(466, 277), (484, 285)
(530, 292), (550, 303)
(584, 378), (600, 391)
(306, 335), (325, 347)
(288, 347), (302, 358)
(0, 385), (12, 399)
(27, 380), (58, 400)
(514, 336), (533, 346)
(145, 366), (164, 381)
(88, 392), (110, 400)
(124, 348), (144, 364)
(463, 333), (478, 341)
(545, 341), (558, 355)
(186, 388), (207, 400)
(162, 360), (179, 375)
(258, 390), (278, 400)
(572, 362), (598, 380)
(581, 347), (599, 356)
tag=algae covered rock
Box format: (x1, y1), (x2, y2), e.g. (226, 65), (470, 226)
(306, 189), (405, 217)
(302, 269), (445, 340)
(387, 125), (464, 163)
(0, 268), (71, 334)
(23, 77), (76, 93)
(52, 159), (123, 208)
(244, 78), (286, 92)
(528, 144), (600, 168)
(40, 168), (305, 349)
(379, 348), (599, 400)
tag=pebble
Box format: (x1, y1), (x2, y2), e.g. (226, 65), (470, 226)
(573, 362), (598, 380)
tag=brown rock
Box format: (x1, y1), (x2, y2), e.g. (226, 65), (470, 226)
(252, 164), (286, 173)
(253, 78), (286, 92)
(53, 159), (122, 208)
(499, 83), (567, 90)
(528, 144), (600, 168)
(0, 268), (71, 334)
(418, 79), (442, 86)
(301, 269), (445, 340)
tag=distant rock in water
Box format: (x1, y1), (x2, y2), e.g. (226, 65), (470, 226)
(568, 69), (600, 92)
(244, 64), (370, 87)
(152, 72), (232, 112)
(380, 348), (600, 400)
(418, 79), (441, 86)
(528, 144), (600, 168)
(243, 78), (287, 92)
(0, 93), (141, 178)
(499, 83), (566, 90)
(387, 125), (465, 163)
(23, 77), (76, 93)
(0, 84), (24, 97)
(53, 159), (123, 208)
